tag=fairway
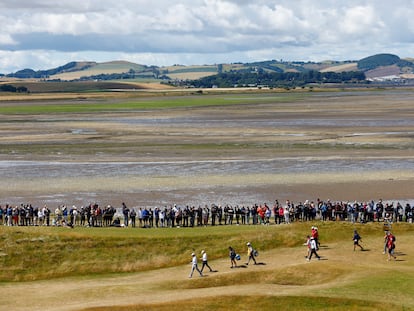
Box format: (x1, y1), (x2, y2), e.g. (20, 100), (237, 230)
(1, 87), (414, 310)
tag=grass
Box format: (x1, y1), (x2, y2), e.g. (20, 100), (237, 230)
(0, 221), (409, 282)
(0, 93), (307, 114)
(0, 224), (302, 281)
(1, 215), (413, 310)
(80, 296), (401, 311)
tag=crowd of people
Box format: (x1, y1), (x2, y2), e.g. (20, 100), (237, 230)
(0, 198), (413, 228)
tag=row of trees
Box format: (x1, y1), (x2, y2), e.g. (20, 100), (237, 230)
(190, 70), (366, 88)
(0, 84), (28, 93)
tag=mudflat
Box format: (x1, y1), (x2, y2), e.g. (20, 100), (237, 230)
(0, 88), (414, 208)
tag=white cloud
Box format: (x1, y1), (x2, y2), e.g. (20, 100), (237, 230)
(0, 33), (16, 45)
(340, 5), (384, 36)
(0, 0), (414, 73)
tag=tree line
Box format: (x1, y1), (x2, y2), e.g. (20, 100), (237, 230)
(189, 70), (367, 88)
(0, 84), (28, 93)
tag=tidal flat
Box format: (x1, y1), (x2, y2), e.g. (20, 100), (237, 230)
(1, 89), (413, 208)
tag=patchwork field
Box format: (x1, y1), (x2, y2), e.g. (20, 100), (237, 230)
(0, 86), (414, 310)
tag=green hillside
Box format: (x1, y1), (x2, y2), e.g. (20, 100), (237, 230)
(358, 54), (401, 71)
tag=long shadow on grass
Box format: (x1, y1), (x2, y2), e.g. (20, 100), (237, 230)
(394, 251), (406, 256)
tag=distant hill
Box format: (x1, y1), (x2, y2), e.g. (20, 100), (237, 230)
(3, 53), (414, 83)
(6, 61), (96, 79)
(50, 61), (148, 80)
(358, 53), (401, 71)
(357, 54), (414, 80)
(6, 61), (155, 81)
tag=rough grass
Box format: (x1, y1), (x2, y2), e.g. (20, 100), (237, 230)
(80, 296), (402, 311)
(0, 223), (309, 281)
(159, 263), (350, 290)
(0, 221), (411, 283)
(1, 220), (413, 310)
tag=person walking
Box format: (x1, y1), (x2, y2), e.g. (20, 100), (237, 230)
(311, 226), (320, 250)
(229, 246), (237, 268)
(189, 252), (203, 278)
(353, 230), (364, 251)
(304, 235), (311, 258)
(307, 237), (321, 261)
(245, 242), (257, 265)
(383, 230), (390, 254)
(386, 232), (397, 261)
(200, 250), (214, 273)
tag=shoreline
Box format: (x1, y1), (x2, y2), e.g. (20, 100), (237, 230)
(1, 170), (414, 208)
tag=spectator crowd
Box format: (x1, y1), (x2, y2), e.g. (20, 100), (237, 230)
(0, 198), (413, 228)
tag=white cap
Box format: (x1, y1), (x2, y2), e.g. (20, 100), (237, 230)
(191, 252), (195, 256)
(247, 242), (251, 246)
(201, 250), (205, 254)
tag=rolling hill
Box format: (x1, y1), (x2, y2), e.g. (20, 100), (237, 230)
(2, 53), (414, 84)
(50, 60), (148, 80)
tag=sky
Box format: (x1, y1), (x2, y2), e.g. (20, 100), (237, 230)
(1, 0), (414, 74)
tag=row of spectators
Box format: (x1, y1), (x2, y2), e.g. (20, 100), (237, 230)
(0, 198), (412, 227)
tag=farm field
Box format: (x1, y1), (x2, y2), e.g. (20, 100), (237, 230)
(0, 86), (414, 310)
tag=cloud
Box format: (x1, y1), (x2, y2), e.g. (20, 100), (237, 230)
(0, 0), (414, 73)
(0, 34), (16, 45)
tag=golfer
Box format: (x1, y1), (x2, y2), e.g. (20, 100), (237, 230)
(200, 250), (214, 273)
(189, 252), (203, 278)
(386, 232), (397, 261)
(229, 246), (237, 268)
(246, 242), (257, 265)
(307, 237), (321, 261)
(353, 230), (364, 251)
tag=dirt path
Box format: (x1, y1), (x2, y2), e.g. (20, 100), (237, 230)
(1, 234), (412, 311)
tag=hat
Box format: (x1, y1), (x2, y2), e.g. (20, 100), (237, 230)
(191, 252), (195, 256)
(247, 242), (251, 246)
(201, 250), (205, 254)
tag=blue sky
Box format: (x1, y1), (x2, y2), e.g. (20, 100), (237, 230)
(1, 0), (414, 73)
